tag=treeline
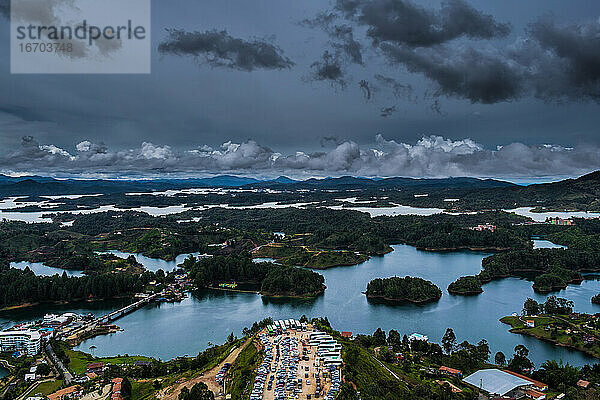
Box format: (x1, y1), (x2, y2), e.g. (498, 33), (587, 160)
(480, 248), (598, 291)
(522, 296), (574, 316)
(0, 262), (158, 307)
(190, 208), (530, 252)
(187, 255), (325, 297)
(365, 276), (442, 303)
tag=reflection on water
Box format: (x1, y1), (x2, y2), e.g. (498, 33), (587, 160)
(10, 261), (84, 277)
(99, 250), (200, 272)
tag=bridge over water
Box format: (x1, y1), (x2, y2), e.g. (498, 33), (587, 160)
(98, 292), (161, 323)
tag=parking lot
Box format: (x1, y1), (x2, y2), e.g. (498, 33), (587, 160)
(249, 320), (342, 400)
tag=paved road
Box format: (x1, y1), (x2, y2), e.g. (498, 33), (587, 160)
(371, 354), (400, 380)
(16, 378), (54, 400)
(46, 343), (73, 385)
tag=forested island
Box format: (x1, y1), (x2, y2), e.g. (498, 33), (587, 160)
(447, 276), (483, 295)
(187, 255), (326, 298)
(365, 276), (442, 304)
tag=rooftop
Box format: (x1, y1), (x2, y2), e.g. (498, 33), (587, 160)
(503, 369), (547, 390)
(463, 369), (532, 396)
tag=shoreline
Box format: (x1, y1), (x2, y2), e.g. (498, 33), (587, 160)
(447, 289), (483, 296)
(0, 295), (134, 312)
(206, 284), (326, 299)
(500, 317), (600, 359)
(364, 293), (441, 304)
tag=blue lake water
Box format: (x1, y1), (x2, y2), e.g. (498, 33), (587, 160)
(2, 241), (598, 367)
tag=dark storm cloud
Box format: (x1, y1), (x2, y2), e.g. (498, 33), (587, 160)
(521, 17), (600, 102)
(306, 51), (347, 88)
(3, 135), (600, 178)
(335, 0), (510, 47)
(377, 16), (600, 104)
(324, 0), (600, 105)
(158, 29), (294, 71)
(381, 43), (523, 104)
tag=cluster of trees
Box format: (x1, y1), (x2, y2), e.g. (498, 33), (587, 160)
(365, 276), (442, 303)
(260, 266), (325, 296)
(480, 248), (597, 290)
(188, 255), (325, 297)
(0, 262), (159, 307)
(533, 266), (582, 293)
(523, 296), (574, 316)
(592, 293), (600, 304)
(447, 276), (483, 295)
(178, 383), (214, 400)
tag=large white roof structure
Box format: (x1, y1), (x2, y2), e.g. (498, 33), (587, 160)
(463, 369), (532, 395)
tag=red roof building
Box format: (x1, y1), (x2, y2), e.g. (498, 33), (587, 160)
(503, 370), (547, 391)
(577, 379), (590, 388)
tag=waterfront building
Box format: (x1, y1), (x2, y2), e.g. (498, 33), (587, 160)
(0, 330), (41, 355)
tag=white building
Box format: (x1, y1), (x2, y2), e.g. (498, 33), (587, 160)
(42, 314), (69, 327)
(0, 330), (41, 355)
(408, 333), (428, 342)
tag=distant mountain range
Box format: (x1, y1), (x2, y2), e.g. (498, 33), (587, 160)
(242, 176), (516, 190)
(0, 174), (515, 197)
(0, 172), (598, 212)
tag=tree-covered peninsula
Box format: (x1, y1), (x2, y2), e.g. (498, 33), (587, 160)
(0, 261), (159, 309)
(187, 255), (325, 298)
(479, 248), (592, 292)
(365, 276), (442, 304)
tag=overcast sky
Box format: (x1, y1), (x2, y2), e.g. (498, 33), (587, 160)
(0, 0), (599, 178)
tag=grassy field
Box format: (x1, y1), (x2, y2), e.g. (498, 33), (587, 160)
(227, 340), (261, 400)
(65, 349), (154, 374)
(131, 380), (156, 400)
(31, 379), (64, 396)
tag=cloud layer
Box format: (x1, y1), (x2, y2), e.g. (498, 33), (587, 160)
(158, 29), (294, 71)
(300, 0), (600, 105)
(3, 135), (599, 179)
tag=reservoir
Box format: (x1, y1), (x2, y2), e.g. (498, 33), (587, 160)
(1, 241), (597, 367)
